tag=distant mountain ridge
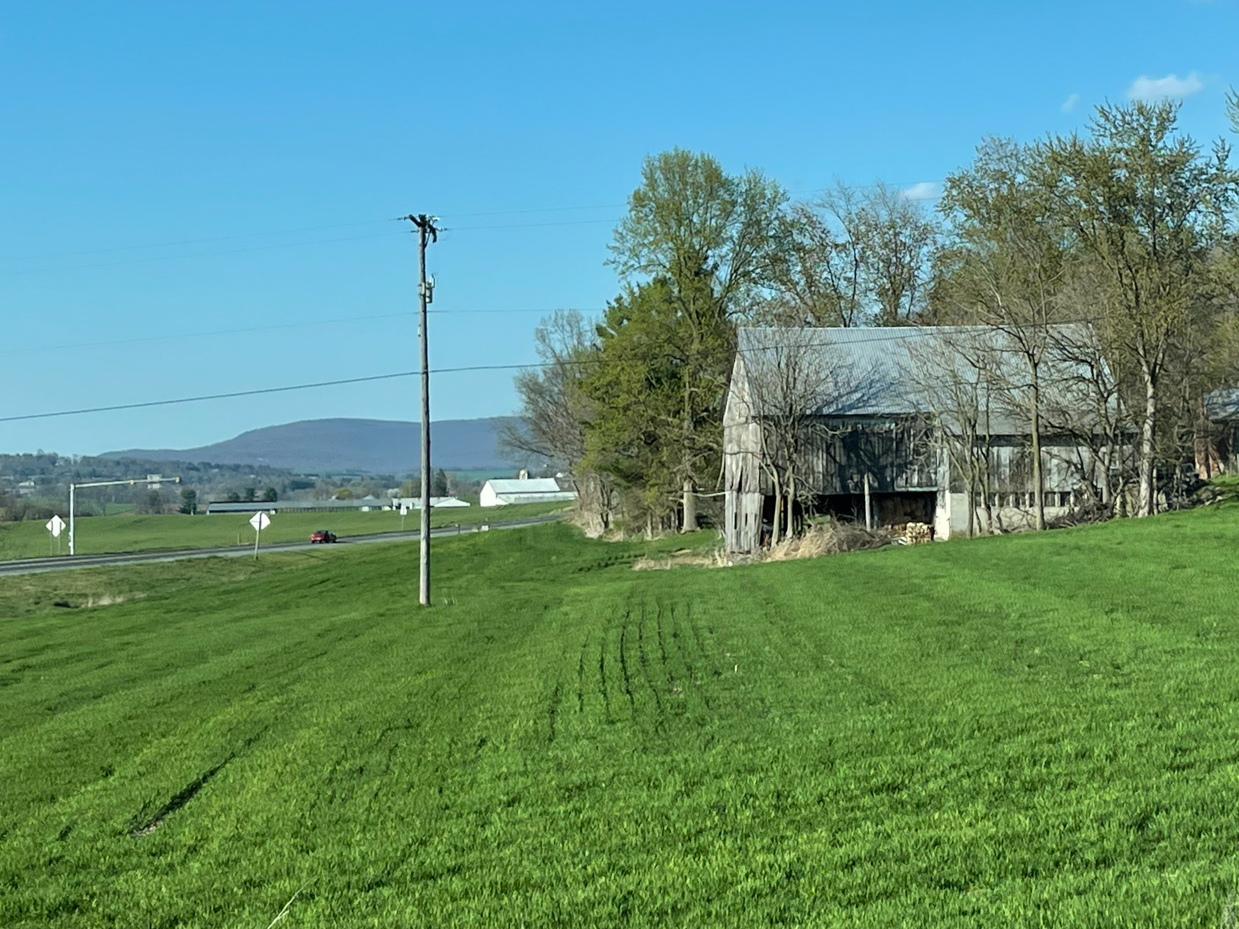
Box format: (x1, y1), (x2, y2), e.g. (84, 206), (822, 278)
(103, 417), (526, 474)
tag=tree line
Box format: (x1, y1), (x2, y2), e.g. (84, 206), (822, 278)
(508, 96), (1239, 534)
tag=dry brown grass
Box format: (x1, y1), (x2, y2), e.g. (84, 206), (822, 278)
(765, 521), (895, 561)
(631, 547), (732, 570)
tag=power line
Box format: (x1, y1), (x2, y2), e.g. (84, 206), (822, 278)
(442, 218), (617, 232)
(0, 372), (423, 424)
(0, 313), (407, 355)
(0, 307), (607, 356)
(1, 219), (401, 265)
(4, 231), (408, 277)
(2, 179), (945, 268)
(0, 323), (1095, 425)
(440, 203), (626, 219)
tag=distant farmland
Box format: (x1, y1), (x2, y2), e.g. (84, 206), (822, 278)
(4, 511), (1239, 925)
(0, 502), (566, 561)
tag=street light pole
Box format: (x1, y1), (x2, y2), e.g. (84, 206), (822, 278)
(68, 475), (180, 555)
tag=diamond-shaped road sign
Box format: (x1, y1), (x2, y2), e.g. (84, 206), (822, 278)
(46, 515), (66, 538)
(250, 512), (271, 532)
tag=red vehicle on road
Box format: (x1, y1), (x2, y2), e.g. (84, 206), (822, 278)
(309, 529), (337, 544)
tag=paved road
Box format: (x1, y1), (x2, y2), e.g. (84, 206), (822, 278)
(0, 515), (563, 578)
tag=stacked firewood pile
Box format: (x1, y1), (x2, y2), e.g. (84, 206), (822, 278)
(898, 521), (933, 545)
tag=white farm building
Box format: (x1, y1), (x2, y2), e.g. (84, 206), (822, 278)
(479, 478), (577, 508)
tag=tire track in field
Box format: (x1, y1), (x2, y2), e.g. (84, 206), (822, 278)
(576, 635), (589, 715)
(597, 616), (613, 725)
(636, 602), (665, 725)
(655, 603), (670, 672)
(617, 608), (637, 718)
(547, 681), (561, 743)
(667, 600), (713, 712)
(545, 629), (576, 744)
(686, 600), (726, 680)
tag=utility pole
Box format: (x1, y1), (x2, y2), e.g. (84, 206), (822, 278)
(402, 213), (438, 606)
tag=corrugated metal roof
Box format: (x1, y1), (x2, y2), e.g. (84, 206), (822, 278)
(735, 325), (1099, 432)
(207, 496), (472, 514)
(392, 496), (471, 508)
(206, 500), (380, 513)
(494, 492), (576, 503)
(1206, 389), (1239, 421)
(483, 478), (563, 494)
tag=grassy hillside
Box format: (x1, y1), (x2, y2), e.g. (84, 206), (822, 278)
(4, 510), (1239, 926)
(0, 502), (565, 560)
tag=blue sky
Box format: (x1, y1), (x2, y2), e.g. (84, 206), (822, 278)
(2, 0), (1236, 456)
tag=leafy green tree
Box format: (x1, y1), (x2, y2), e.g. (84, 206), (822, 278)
(179, 488), (198, 515)
(582, 280), (684, 528)
(431, 469), (449, 497)
(1043, 101), (1237, 516)
(242, 487), (257, 503)
(261, 487), (278, 502)
(608, 149), (785, 529)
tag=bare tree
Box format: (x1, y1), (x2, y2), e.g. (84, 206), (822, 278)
(940, 138), (1073, 530)
(503, 310), (616, 532)
(765, 182), (938, 329)
(1041, 311), (1133, 512)
(862, 183), (939, 326)
(762, 188), (868, 327)
(502, 310), (593, 467)
(740, 328), (849, 544)
(907, 330), (1000, 536)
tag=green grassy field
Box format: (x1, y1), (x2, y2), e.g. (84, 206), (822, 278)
(4, 509), (1239, 926)
(0, 502), (565, 560)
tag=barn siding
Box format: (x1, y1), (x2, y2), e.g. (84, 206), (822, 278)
(722, 346), (1108, 552)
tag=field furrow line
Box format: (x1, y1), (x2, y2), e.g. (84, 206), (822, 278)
(667, 600), (710, 713)
(618, 608), (636, 717)
(576, 635), (588, 715)
(686, 601), (724, 679)
(637, 602), (664, 719)
(655, 602), (670, 671)
(547, 681), (561, 743)
(597, 624), (612, 725)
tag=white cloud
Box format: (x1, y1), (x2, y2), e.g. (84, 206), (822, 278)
(1061, 93), (1080, 113)
(1126, 72), (1204, 102)
(901, 181), (940, 202)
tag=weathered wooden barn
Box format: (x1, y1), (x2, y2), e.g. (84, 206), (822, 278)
(723, 326), (1111, 552)
(1203, 389), (1239, 478)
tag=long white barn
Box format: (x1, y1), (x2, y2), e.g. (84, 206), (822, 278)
(479, 478), (577, 508)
